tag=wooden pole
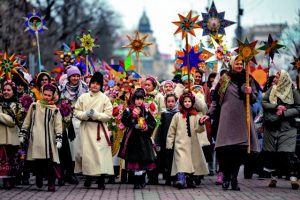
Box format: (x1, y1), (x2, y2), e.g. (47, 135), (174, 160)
(185, 34), (190, 92)
(245, 61), (251, 153)
(85, 54), (89, 76)
(35, 32), (41, 72)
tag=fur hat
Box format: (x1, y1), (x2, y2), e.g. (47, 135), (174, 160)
(89, 72), (103, 90)
(67, 65), (81, 78)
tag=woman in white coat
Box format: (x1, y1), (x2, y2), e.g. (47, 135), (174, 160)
(74, 72), (113, 189)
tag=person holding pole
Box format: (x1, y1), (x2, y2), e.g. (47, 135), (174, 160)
(200, 56), (259, 191)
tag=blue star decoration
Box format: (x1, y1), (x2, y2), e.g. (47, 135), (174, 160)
(197, 1), (235, 36)
(24, 10), (47, 33)
(176, 46), (205, 70)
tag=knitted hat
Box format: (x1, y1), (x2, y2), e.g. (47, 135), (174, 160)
(89, 72), (103, 90)
(67, 66), (81, 78)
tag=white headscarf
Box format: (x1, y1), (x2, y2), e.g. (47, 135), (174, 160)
(269, 70), (294, 105)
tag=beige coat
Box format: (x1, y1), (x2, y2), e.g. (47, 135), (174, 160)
(0, 104), (19, 145)
(21, 101), (62, 163)
(166, 112), (209, 176)
(74, 91), (114, 176)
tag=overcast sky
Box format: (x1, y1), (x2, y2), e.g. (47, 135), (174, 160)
(108, 0), (300, 56)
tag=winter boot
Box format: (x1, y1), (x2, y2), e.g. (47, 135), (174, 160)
(84, 176), (92, 188)
(290, 176), (299, 190)
(175, 173), (186, 189)
(97, 176), (105, 190)
(186, 174), (196, 188)
(231, 178), (240, 191)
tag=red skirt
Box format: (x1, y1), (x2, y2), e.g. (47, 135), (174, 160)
(126, 161), (156, 170)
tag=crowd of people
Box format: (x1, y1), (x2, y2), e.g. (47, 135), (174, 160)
(0, 56), (300, 192)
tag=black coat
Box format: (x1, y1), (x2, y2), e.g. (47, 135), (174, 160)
(119, 107), (156, 162)
(155, 110), (178, 173)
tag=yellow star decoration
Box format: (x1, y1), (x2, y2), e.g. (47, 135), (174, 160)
(208, 33), (224, 45)
(122, 31), (152, 60)
(235, 38), (259, 64)
(173, 10), (201, 40)
(80, 34), (95, 52)
(0, 51), (22, 80)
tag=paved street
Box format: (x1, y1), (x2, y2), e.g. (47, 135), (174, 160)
(1, 171), (299, 200)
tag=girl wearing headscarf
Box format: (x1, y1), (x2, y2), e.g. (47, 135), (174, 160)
(262, 70), (300, 190)
(166, 92), (208, 189)
(200, 56), (259, 191)
(118, 88), (157, 189)
(0, 81), (20, 189)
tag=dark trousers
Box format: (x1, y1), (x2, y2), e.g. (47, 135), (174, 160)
(262, 151), (299, 177)
(216, 145), (247, 181)
(35, 159), (56, 186)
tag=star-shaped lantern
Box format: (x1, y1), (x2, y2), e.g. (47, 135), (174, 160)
(203, 38), (235, 72)
(208, 33), (224, 45)
(173, 10), (201, 39)
(235, 38), (259, 64)
(291, 56), (300, 71)
(80, 33), (96, 53)
(24, 10), (47, 33)
(0, 51), (25, 80)
(122, 31), (152, 60)
(175, 44), (207, 72)
(258, 34), (285, 61)
(197, 1), (235, 36)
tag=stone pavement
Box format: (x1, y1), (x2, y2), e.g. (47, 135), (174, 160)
(1, 174), (300, 200)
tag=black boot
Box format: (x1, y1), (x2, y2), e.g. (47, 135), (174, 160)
(222, 176), (230, 190)
(133, 175), (141, 189)
(36, 175), (43, 188)
(97, 176), (105, 190)
(140, 173), (146, 189)
(231, 178), (240, 191)
(84, 176), (92, 188)
(186, 174), (196, 188)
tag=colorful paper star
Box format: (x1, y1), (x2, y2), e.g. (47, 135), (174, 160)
(0, 51), (25, 80)
(122, 31), (152, 60)
(258, 34), (285, 61)
(291, 56), (300, 71)
(172, 10), (201, 39)
(203, 38), (235, 72)
(208, 33), (224, 45)
(175, 44), (206, 71)
(197, 1), (235, 36)
(80, 34), (95, 52)
(235, 38), (259, 64)
(23, 10), (47, 33)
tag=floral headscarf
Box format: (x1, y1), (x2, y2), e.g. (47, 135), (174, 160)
(269, 70), (294, 105)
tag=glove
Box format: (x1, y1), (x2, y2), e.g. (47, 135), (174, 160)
(56, 142), (62, 149)
(86, 109), (95, 118)
(19, 137), (25, 144)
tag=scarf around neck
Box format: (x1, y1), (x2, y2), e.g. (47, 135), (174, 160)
(61, 81), (88, 101)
